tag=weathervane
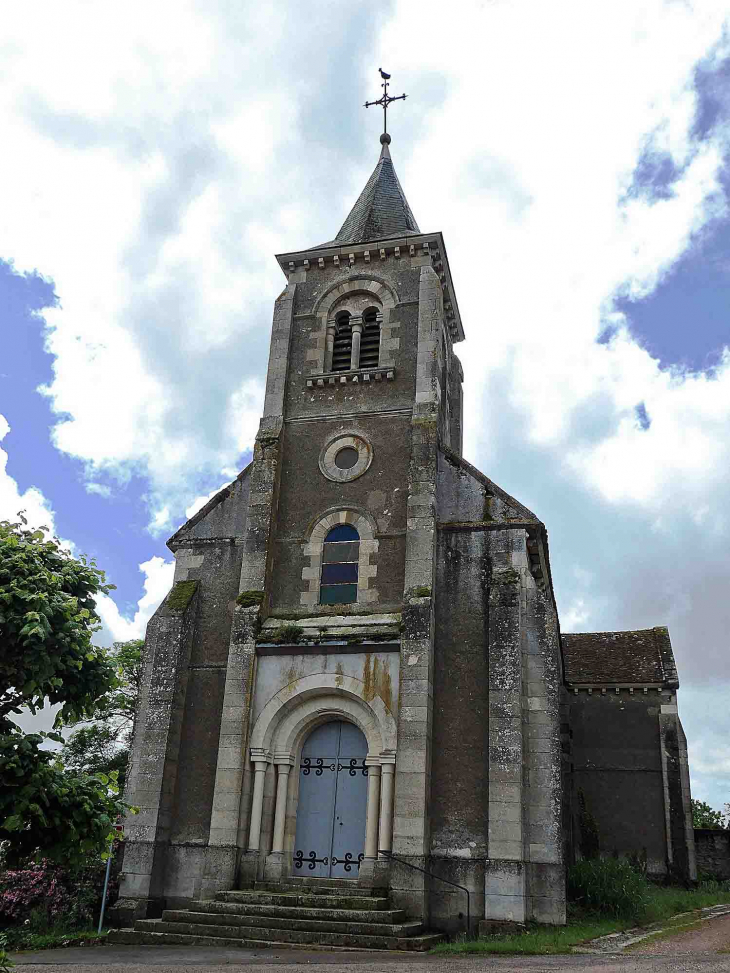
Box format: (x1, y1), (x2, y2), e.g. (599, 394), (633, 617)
(365, 68), (407, 137)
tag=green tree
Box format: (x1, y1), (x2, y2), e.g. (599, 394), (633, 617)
(0, 515), (129, 866)
(60, 640), (143, 791)
(691, 799), (727, 829)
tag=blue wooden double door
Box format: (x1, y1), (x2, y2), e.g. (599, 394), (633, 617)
(293, 721), (368, 879)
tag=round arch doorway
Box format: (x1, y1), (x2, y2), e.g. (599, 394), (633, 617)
(294, 721), (368, 879)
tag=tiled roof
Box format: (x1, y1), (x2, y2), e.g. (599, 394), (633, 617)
(316, 141), (420, 248)
(562, 627), (678, 687)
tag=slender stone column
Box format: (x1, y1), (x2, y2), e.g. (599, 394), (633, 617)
(364, 763), (382, 859)
(247, 759), (269, 852)
(271, 763), (292, 854)
(325, 321), (336, 372)
(350, 316), (363, 370)
(378, 761), (396, 855)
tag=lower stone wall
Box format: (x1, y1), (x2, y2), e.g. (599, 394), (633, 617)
(426, 857), (485, 937)
(694, 829), (730, 880)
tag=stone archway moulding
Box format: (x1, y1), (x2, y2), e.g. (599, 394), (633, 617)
(312, 274), (398, 318)
(249, 674), (397, 761)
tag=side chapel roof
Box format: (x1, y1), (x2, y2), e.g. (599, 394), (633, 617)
(562, 626), (678, 688)
(315, 135), (420, 248)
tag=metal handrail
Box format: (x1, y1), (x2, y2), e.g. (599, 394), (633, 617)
(378, 849), (470, 935)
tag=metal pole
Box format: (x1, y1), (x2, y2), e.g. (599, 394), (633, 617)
(97, 841), (114, 934)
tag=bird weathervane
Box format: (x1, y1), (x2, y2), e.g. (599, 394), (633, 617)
(365, 68), (407, 136)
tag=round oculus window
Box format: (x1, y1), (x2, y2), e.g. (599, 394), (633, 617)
(335, 447), (359, 470)
(319, 434), (373, 483)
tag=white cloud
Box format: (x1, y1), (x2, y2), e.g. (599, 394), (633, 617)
(186, 484), (228, 521)
(95, 556), (174, 646)
(85, 482), (112, 498)
(0, 415), (58, 534)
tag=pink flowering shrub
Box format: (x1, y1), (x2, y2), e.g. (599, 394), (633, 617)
(0, 860), (68, 924)
(0, 853), (118, 930)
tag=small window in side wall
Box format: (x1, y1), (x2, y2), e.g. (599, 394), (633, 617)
(320, 524), (359, 604)
(359, 307), (380, 369)
(332, 311), (353, 372)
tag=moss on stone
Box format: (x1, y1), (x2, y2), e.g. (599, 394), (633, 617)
(165, 580), (198, 613)
(236, 590), (264, 609)
(491, 569), (521, 586)
(482, 494), (494, 522)
(260, 623), (304, 645)
(411, 585), (432, 598)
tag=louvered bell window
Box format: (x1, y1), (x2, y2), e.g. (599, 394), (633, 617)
(332, 311), (353, 372)
(359, 307), (380, 369)
(320, 524), (359, 604)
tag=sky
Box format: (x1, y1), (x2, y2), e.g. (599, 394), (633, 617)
(1, 0), (730, 811)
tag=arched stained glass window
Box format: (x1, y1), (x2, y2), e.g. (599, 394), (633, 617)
(320, 524), (359, 604)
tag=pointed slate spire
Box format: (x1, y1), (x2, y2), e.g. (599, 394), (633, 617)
(322, 134), (420, 248)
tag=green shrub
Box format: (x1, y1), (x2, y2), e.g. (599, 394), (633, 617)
(0, 933), (12, 972)
(567, 857), (650, 919)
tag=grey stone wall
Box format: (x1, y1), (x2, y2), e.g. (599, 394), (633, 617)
(694, 829), (730, 879)
(430, 527), (490, 933)
(568, 692), (670, 874)
(270, 415), (410, 613)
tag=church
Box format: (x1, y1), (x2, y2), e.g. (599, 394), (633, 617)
(112, 100), (696, 947)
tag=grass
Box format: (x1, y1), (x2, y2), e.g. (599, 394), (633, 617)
(432, 880), (730, 956)
(1, 927), (108, 953)
(642, 883), (730, 922)
(431, 917), (633, 955)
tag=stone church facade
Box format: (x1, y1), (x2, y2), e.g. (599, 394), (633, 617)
(115, 133), (696, 936)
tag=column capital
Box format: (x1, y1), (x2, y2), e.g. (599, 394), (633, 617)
(250, 747), (271, 765)
(273, 751), (295, 767)
(365, 755), (383, 770)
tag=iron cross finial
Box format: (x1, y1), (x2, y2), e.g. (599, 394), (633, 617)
(364, 68), (407, 137)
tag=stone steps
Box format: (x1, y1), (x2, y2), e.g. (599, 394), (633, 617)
(262, 876), (363, 890)
(128, 918), (442, 951)
(111, 929), (409, 952)
(188, 899), (408, 923)
(255, 880), (374, 896)
(217, 890), (390, 911)
(162, 909), (423, 937)
(109, 882), (445, 952)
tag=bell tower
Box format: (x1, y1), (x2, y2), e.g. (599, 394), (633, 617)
(216, 121), (466, 903)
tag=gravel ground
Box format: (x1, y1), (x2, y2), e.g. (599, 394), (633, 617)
(631, 912), (730, 954)
(9, 946), (730, 973)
